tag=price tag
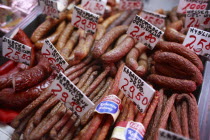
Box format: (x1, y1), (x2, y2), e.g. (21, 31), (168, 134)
(49, 72), (95, 117)
(183, 27), (210, 59)
(41, 39), (69, 72)
(141, 10), (166, 29)
(38, 0), (59, 18)
(95, 95), (122, 122)
(177, 0), (208, 14)
(159, 129), (190, 140)
(71, 5), (99, 34)
(111, 121), (145, 140)
(119, 0), (143, 10)
(127, 15), (164, 50)
(185, 10), (210, 29)
(118, 65), (155, 113)
(2, 36), (31, 65)
(81, 0), (107, 16)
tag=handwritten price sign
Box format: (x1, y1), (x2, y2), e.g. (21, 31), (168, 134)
(41, 39), (68, 72)
(141, 10), (166, 29)
(127, 15), (164, 50)
(39, 0), (59, 18)
(72, 6), (99, 34)
(2, 36), (31, 65)
(119, 0), (143, 10)
(183, 27), (210, 59)
(49, 72), (94, 117)
(185, 10), (210, 29)
(118, 66), (155, 113)
(177, 0), (208, 14)
(81, 0), (107, 16)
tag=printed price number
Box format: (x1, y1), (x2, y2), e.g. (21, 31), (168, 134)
(144, 15), (164, 26)
(42, 49), (65, 72)
(121, 78), (149, 106)
(185, 34), (210, 54)
(43, 5), (58, 17)
(82, 0), (106, 15)
(51, 83), (83, 113)
(178, 0), (208, 14)
(4, 48), (30, 62)
(73, 15), (97, 31)
(129, 26), (157, 44)
(39, 0), (59, 18)
(120, 0), (142, 10)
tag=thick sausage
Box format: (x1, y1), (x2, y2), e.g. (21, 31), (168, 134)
(102, 13), (121, 29)
(164, 27), (186, 43)
(153, 51), (203, 85)
(101, 36), (135, 63)
(147, 74), (197, 93)
(92, 25), (128, 58)
(155, 41), (204, 72)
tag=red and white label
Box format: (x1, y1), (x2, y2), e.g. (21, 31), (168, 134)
(2, 36), (31, 65)
(49, 72), (95, 117)
(141, 10), (166, 29)
(41, 39), (69, 72)
(72, 6), (99, 34)
(177, 0), (208, 14)
(39, 0), (59, 18)
(81, 0), (107, 16)
(185, 10), (210, 29)
(118, 65), (155, 113)
(119, 0), (143, 10)
(183, 27), (210, 59)
(111, 121), (145, 140)
(127, 15), (164, 50)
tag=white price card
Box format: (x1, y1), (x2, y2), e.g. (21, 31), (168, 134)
(127, 15), (164, 50)
(2, 36), (31, 65)
(183, 27), (210, 59)
(41, 39), (69, 72)
(72, 6), (99, 34)
(177, 0), (208, 14)
(81, 0), (107, 16)
(141, 10), (166, 29)
(118, 65), (155, 113)
(159, 129), (190, 140)
(185, 10), (210, 29)
(49, 72), (95, 117)
(38, 0), (59, 18)
(119, 0), (143, 10)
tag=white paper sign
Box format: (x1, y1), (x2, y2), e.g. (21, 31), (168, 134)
(72, 5), (99, 34)
(81, 0), (107, 16)
(159, 129), (190, 140)
(2, 36), (31, 65)
(49, 72), (95, 117)
(118, 65), (155, 113)
(127, 15), (164, 50)
(183, 27), (210, 59)
(41, 39), (69, 72)
(39, 0), (59, 18)
(119, 0), (143, 10)
(185, 10), (210, 29)
(141, 10), (166, 29)
(177, 0), (208, 14)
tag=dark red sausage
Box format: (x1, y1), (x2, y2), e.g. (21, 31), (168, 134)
(0, 60), (17, 76)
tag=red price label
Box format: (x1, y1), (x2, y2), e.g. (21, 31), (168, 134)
(127, 15), (164, 50)
(72, 6), (99, 34)
(81, 0), (107, 15)
(2, 36), (31, 65)
(177, 0), (208, 14)
(141, 10), (166, 29)
(119, 0), (142, 10)
(118, 66), (155, 113)
(183, 27), (210, 57)
(49, 72), (94, 117)
(41, 40), (68, 72)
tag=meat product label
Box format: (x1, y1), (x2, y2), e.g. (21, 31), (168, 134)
(119, 0), (143, 10)
(159, 128), (190, 140)
(38, 0), (59, 18)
